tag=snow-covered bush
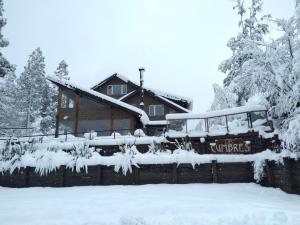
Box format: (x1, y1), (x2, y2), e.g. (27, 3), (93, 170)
(148, 140), (166, 154)
(174, 138), (193, 151)
(134, 129), (145, 137)
(0, 139), (37, 161)
(283, 116), (300, 151)
(115, 143), (139, 175)
(84, 132), (97, 140)
(70, 142), (93, 159)
(246, 94), (270, 108)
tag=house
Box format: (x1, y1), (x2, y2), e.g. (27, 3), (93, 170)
(48, 69), (193, 137)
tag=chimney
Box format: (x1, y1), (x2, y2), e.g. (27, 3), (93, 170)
(139, 68), (145, 110)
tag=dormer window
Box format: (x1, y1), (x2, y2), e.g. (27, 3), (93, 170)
(107, 84), (127, 95)
(149, 105), (164, 116)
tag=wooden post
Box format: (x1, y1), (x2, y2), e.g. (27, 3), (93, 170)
(55, 87), (63, 138)
(249, 112), (253, 129)
(97, 165), (102, 185)
(265, 160), (274, 187)
(110, 106), (114, 135)
(205, 119), (209, 133)
(61, 166), (66, 187)
(212, 160), (218, 183)
(172, 163), (177, 184)
(25, 167), (30, 187)
(283, 158), (295, 193)
(134, 166), (139, 185)
(74, 95), (80, 137)
(225, 115), (229, 133)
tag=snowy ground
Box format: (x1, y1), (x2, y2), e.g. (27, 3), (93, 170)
(1, 183), (300, 225)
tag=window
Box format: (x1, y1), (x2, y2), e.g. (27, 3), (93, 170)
(80, 96), (104, 109)
(149, 105), (164, 116)
(113, 119), (131, 135)
(61, 91), (75, 109)
(107, 84), (127, 95)
(78, 120), (110, 136)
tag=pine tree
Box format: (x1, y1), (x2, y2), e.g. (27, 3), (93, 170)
(55, 60), (69, 80)
(16, 48), (47, 133)
(0, 0), (14, 78)
(0, 0), (18, 132)
(40, 84), (56, 134)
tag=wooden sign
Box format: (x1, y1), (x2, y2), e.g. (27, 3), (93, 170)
(210, 138), (251, 154)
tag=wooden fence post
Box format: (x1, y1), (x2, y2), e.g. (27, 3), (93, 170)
(97, 165), (102, 185)
(134, 166), (139, 185)
(172, 163), (177, 184)
(212, 160), (218, 183)
(25, 167), (30, 187)
(283, 158), (295, 193)
(61, 166), (66, 187)
(265, 160), (274, 187)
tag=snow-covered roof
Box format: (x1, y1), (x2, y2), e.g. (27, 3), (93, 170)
(146, 120), (169, 126)
(156, 95), (191, 113)
(47, 76), (150, 125)
(166, 105), (267, 120)
(91, 73), (193, 109)
(118, 90), (136, 101)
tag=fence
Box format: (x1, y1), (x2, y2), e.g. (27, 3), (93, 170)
(0, 127), (148, 142)
(1, 158), (299, 195)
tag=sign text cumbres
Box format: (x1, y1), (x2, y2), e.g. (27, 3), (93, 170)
(210, 139), (251, 153)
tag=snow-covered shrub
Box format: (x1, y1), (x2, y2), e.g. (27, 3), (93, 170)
(253, 158), (266, 183)
(70, 142), (92, 159)
(148, 140), (166, 154)
(283, 116), (300, 151)
(134, 129), (145, 137)
(111, 132), (122, 138)
(0, 139), (37, 161)
(115, 143), (139, 175)
(174, 138), (193, 151)
(246, 94), (270, 108)
(83, 132), (97, 140)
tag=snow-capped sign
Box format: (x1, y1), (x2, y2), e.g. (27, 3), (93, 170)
(210, 139), (251, 154)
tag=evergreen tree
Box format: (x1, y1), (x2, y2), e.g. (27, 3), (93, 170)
(55, 60), (69, 80)
(16, 48), (47, 133)
(0, 0), (18, 131)
(40, 84), (56, 134)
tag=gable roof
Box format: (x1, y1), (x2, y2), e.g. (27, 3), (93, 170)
(91, 73), (193, 110)
(47, 76), (149, 125)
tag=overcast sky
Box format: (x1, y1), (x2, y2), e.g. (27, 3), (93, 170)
(3, 0), (295, 112)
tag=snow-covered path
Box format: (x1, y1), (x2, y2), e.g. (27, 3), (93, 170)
(1, 183), (300, 225)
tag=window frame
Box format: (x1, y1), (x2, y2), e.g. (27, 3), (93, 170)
(149, 105), (165, 116)
(107, 84), (127, 95)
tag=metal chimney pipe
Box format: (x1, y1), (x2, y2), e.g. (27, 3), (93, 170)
(139, 68), (145, 110)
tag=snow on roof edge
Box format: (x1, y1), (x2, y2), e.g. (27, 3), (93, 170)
(166, 105), (267, 120)
(156, 95), (191, 113)
(47, 76), (150, 125)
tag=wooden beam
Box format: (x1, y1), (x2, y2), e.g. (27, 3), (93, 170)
(225, 115), (229, 133)
(55, 87), (62, 138)
(74, 94), (80, 137)
(110, 106), (114, 135)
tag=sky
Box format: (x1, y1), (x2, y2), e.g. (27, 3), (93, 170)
(2, 0), (295, 112)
